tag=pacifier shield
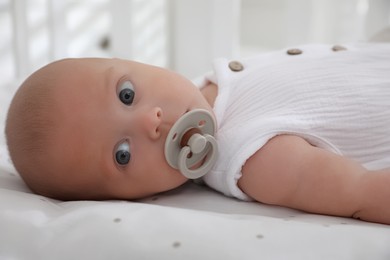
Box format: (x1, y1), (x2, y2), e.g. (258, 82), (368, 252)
(164, 109), (218, 179)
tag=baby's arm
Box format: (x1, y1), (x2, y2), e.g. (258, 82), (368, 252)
(238, 135), (390, 225)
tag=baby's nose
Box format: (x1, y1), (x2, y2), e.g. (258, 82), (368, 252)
(142, 107), (162, 140)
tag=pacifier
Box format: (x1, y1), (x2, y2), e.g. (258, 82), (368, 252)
(164, 109), (218, 179)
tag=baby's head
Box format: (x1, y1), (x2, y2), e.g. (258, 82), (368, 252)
(5, 58), (213, 200)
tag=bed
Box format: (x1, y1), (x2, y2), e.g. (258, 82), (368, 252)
(1, 1), (390, 259)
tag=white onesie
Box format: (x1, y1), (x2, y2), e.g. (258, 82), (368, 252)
(199, 43), (390, 201)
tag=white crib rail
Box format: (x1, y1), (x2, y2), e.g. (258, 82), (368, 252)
(47, 0), (68, 61)
(2, 0), (110, 85)
(11, 0), (29, 79)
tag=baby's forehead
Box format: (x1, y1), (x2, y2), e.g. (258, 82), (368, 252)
(47, 60), (117, 129)
(50, 58), (111, 75)
(44, 58), (111, 91)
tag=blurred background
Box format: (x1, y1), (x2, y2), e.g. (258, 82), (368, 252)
(0, 0), (389, 86)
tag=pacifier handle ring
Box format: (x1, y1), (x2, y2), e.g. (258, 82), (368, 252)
(178, 134), (218, 179)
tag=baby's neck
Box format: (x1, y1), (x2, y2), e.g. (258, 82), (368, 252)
(200, 83), (218, 108)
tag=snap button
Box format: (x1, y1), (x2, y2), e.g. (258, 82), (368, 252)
(228, 61), (244, 72)
(332, 45), (347, 51)
(286, 48), (302, 55)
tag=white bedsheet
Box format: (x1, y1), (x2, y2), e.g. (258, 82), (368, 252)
(1, 82), (390, 260)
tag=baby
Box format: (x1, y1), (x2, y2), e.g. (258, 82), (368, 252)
(5, 43), (390, 225)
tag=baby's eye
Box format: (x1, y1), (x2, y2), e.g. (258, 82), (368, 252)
(115, 141), (131, 165)
(118, 81), (135, 105)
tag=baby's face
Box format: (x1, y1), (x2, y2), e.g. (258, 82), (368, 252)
(47, 58), (213, 199)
